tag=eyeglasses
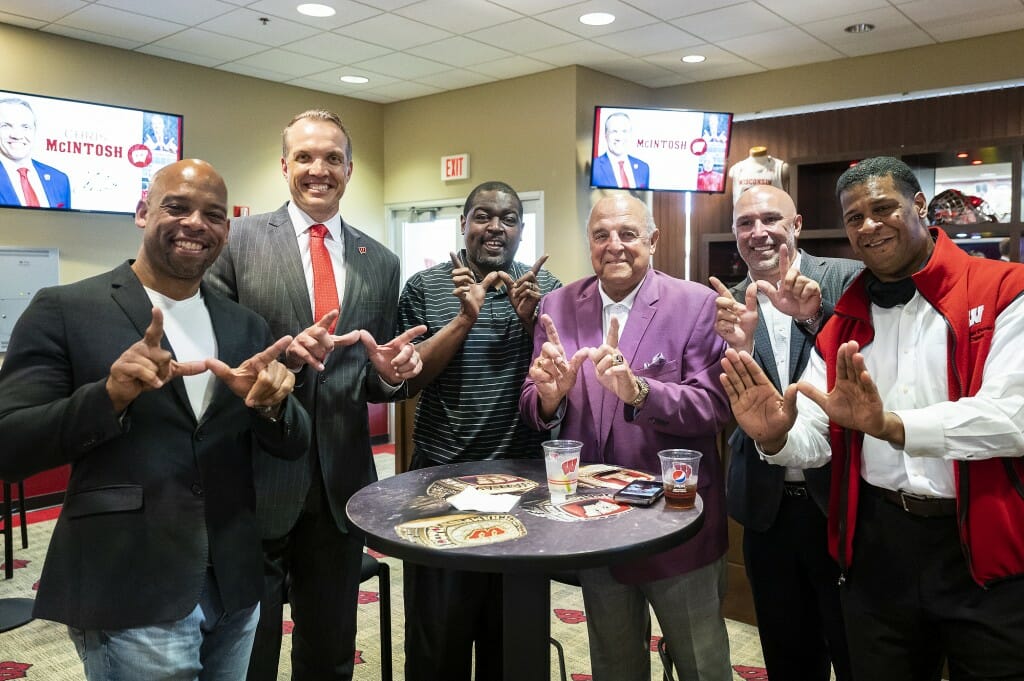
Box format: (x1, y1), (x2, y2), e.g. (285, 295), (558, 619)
(589, 229), (648, 245)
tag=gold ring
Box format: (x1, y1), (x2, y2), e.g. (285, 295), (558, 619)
(534, 358), (544, 369)
(612, 353), (624, 365)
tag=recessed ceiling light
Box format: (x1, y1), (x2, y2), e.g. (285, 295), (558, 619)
(681, 54), (706, 64)
(971, 159), (983, 165)
(579, 12), (615, 26)
(297, 3), (336, 17)
(956, 152), (969, 158)
(339, 75), (369, 84)
(844, 22), (875, 33)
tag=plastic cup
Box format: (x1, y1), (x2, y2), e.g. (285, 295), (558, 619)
(543, 440), (583, 499)
(658, 449), (701, 510)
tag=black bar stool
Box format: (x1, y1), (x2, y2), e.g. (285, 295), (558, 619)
(2, 480), (28, 580)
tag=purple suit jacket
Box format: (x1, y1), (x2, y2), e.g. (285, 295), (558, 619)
(520, 269), (729, 583)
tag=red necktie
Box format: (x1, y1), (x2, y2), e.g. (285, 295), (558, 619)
(617, 160), (631, 188)
(309, 224), (340, 332)
(17, 168), (40, 207)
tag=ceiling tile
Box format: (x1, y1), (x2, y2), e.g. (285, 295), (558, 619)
(149, 27), (267, 62)
(0, 11), (47, 29)
(467, 17), (578, 51)
(217, 61), (295, 81)
(406, 36), (512, 67)
(43, 23), (147, 50)
(0, 0), (86, 23)
(349, 0), (422, 12)
(683, 60), (766, 82)
(362, 80), (444, 100)
(353, 51), (451, 78)
(414, 68), (494, 89)
(468, 54), (555, 78)
(97, 0), (236, 25)
(227, 48), (340, 77)
(619, 0), (743, 21)
(395, 0), (521, 32)
(333, 13), (453, 50)
(673, 1), (790, 42)
(898, 0), (1024, 24)
(536, 0), (661, 38)
(587, 57), (676, 83)
(55, 4), (186, 43)
(801, 7), (935, 57)
(280, 32), (392, 63)
(134, 44), (226, 68)
(719, 26), (842, 69)
(526, 40), (626, 67)
(245, 0), (383, 30)
(490, 0), (588, 14)
(756, 0), (890, 24)
(195, 8), (321, 47)
(643, 43), (749, 71)
(636, 71), (697, 88)
(593, 21), (703, 56)
(297, 66), (400, 88)
(919, 12), (1024, 41)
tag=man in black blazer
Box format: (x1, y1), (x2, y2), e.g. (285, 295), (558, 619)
(711, 185), (860, 681)
(206, 109), (422, 681)
(0, 159), (310, 680)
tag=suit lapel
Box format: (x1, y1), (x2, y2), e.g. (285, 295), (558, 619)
(109, 262), (194, 420)
(338, 221), (366, 335)
(788, 252), (822, 381)
(574, 281), (607, 439)
(731, 277), (782, 390)
(271, 206), (314, 327)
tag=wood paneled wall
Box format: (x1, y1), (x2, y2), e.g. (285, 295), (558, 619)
(654, 86), (1024, 280)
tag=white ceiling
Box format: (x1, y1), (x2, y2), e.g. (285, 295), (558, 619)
(3, 0), (1024, 104)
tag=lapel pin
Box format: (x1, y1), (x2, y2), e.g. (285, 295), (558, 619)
(44, 173), (51, 181)
(358, 246), (367, 254)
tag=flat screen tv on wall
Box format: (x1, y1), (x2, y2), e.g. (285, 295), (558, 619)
(591, 105), (733, 193)
(0, 89), (183, 214)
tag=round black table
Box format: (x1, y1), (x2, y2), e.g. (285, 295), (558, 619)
(346, 459), (704, 681)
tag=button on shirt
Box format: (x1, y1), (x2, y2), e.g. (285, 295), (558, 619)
(763, 291), (1024, 498)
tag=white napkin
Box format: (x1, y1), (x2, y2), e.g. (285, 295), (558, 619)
(447, 486), (520, 513)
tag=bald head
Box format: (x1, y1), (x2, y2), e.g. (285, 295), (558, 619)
(147, 159), (227, 208)
(731, 185), (802, 282)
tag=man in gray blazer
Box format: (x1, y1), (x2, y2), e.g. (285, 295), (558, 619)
(206, 110), (422, 681)
(711, 185), (860, 681)
(0, 159), (311, 680)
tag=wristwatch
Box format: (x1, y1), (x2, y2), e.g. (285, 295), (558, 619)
(629, 377), (650, 408)
(794, 305), (823, 329)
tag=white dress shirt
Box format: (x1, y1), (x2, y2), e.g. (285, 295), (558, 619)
(762, 292), (1024, 498)
(287, 202), (346, 316)
(0, 156), (50, 207)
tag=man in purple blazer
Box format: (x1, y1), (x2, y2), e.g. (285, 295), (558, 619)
(519, 194), (732, 681)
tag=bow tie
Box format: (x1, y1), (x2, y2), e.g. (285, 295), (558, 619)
(865, 272), (916, 308)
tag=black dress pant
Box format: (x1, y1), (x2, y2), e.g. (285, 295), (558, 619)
(842, 483), (1024, 681)
(247, 469), (364, 681)
(743, 487), (852, 681)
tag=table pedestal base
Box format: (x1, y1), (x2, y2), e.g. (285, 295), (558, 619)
(0, 598), (34, 632)
(503, 573), (551, 680)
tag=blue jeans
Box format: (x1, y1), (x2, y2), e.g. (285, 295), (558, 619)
(68, 569), (259, 681)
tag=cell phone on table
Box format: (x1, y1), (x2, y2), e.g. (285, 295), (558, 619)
(612, 480), (664, 506)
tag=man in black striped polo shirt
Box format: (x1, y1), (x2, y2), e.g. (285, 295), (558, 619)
(397, 181), (561, 681)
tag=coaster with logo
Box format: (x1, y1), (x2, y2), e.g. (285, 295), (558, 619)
(426, 473), (538, 500)
(395, 513), (527, 548)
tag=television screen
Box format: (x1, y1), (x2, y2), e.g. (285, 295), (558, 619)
(591, 105), (732, 193)
(0, 89), (183, 214)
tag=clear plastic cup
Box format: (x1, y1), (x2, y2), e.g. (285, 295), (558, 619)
(657, 449), (701, 510)
(543, 440), (583, 499)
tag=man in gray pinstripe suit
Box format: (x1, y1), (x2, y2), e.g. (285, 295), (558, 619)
(711, 184), (860, 681)
(206, 109), (422, 681)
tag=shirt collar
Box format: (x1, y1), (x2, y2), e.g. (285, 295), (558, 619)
(288, 202), (343, 240)
(598, 273), (644, 311)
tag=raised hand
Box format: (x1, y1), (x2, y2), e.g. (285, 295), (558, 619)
(588, 317), (638, 403)
(499, 254), (548, 331)
(710, 276), (758, 353)
(285, 310), (361, 372)
(796, 341), (904, 446)
(530, 313), (588, 420)
(206, 336), (296, 411)
(360, 325), (427, 385)
(106, 307), (207, 413)
(754, 243), (822, 321)
(450, 251), (501, 320)
(720, 348), (797, 452)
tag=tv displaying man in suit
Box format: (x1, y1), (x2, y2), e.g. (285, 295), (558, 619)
(592, 112), (650, 190)
(0, 96), (71, 209)
(0, 158), (311, 679)
(206, 109), (423, 681)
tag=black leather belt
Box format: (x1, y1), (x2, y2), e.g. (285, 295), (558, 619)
(870, 484), (956, 518)
(782, 482), (808, 498)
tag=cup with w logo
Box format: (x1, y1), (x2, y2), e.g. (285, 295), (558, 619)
(543, 440), (583, 499)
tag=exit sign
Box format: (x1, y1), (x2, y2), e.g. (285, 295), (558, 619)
(441, 153), (470, 181)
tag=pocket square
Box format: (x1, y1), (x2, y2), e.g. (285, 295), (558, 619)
(643, 352), (666, 370)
